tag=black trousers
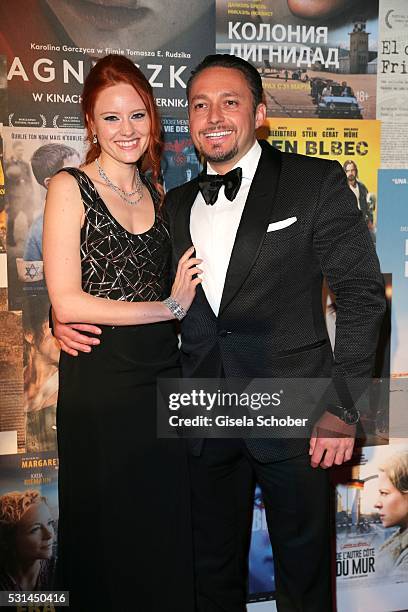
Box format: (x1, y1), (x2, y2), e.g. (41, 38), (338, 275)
(188, 439), (332, 612)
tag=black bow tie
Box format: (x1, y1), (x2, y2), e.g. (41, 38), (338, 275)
(198, 167), (242, 206)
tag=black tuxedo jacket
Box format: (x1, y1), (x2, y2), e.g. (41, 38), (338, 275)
(165, 140), (385, 462)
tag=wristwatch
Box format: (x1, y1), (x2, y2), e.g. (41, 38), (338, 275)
(333, 405), (360, 426)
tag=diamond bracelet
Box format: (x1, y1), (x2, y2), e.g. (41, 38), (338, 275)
(162, 297), (187, 321)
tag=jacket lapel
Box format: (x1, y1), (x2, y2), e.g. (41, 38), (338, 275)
(218, 141), (282, 316)
(171, 178), (199, 259)
(171, 177), (215, 315)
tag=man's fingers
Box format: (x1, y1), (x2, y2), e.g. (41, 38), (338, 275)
(309, 428), (317, 455)
(344, 440), (355, 462)
(69, 323), (102, 335)
(321, 448), (336, 469)
(61, 338), (92, 353)
(59, 340), (78, 357)
(310, 441), (325, 468)
(63, 330), (99, 346)
(334, 450), (346, 466)
(311, 435), (356, 469)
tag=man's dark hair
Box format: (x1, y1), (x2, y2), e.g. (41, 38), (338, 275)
(31, 143), (78, 187)
(186, 54), (264, 113)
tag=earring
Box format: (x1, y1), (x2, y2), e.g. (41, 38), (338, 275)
(92, 134), (97, 144)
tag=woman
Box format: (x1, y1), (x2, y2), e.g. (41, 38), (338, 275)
(0, 490), (55, 591)
(374, 451), (408, 578)
(287, 0), (352, 18)
(43, 54), (201, 611)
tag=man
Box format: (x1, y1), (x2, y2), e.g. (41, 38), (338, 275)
(16, 144), (80, 289)
(54, 55), (385, 611)
(343, 159), (372, 226)
(320, 82), (332, 98)
(24, 144), (80, 263)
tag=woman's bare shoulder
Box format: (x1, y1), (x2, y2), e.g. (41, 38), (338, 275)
(49, 168), (81, 191)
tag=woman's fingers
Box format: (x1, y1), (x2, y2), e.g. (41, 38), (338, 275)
(178, 257), (202, 272)
(171, 246), (204, 313)
(178, 245), (196, 263)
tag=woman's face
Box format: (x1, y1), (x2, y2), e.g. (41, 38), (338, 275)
(287, 0), (353, 19)
(46, 0), (209, 52)
(14, 502), (55, 563)
(375, 472), (408, 530)
(91, 83), (151, 167)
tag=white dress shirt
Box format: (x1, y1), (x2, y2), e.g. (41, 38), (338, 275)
(190, 140), (262, 315)
(349, 182), (360, 209)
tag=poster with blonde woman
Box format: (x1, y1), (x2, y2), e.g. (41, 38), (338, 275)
(375, 451), (408, 578)
(334, 444), (408, 612)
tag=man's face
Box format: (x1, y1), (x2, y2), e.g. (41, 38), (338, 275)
(345, 163), (357, 186)
(188, 67), (266, 174)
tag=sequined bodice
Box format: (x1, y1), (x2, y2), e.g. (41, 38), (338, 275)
(62, 168), (171, 302)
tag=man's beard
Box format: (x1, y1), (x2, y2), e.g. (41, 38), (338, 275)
(203, 143), (239, 165)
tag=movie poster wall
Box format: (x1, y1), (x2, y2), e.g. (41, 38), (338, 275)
(0, 1), (407, 611)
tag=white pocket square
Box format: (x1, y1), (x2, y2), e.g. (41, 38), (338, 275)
(267, 217), (297, 232)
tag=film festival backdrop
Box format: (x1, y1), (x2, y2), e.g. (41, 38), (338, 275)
(0, 0), (407, 610)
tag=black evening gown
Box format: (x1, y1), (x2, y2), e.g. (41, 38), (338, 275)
(55, 168), (194, 611)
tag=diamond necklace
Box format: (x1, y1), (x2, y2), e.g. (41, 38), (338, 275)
(95, 158), (144, 206)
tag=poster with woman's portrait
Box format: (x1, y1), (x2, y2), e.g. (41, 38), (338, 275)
(334, 444), (408, 611)
(0, 452), (58, 592)
(0, 0), (215, 127)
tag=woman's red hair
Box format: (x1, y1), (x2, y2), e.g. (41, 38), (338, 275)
(82, 54), (163, 198)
